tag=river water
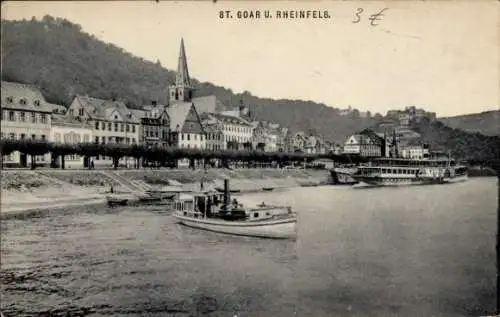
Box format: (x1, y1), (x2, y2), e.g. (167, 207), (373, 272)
(1, 177), (497, 317)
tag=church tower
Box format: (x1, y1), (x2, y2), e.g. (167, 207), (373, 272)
(169, 38), (194, 103)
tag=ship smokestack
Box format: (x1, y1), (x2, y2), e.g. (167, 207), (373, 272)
(224, 179), (230, 207)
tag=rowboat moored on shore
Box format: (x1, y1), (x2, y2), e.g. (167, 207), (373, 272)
(106, 196), (128, 206)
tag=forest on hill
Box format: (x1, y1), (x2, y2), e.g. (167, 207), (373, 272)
(1, 16), (378, 143)
(412, 118), (500, 161)
(439, 110), (499, 136)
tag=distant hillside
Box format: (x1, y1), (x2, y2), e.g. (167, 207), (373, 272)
(412, 118), (500, 161)
(439, 110), (499, 136)
(1, 16), (380, 143)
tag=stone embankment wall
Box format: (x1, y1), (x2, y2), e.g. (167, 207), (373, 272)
(2, 168), (332, 194)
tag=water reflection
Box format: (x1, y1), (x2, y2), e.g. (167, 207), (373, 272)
(1, 178), (497, 316)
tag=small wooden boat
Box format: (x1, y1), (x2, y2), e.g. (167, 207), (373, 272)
(106, 196), (128, 206)
(262, 187), (275, 191)
(299, 183), (319, 187)
(173, 180), (297, 239)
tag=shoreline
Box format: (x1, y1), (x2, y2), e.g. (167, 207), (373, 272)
(1, 168), (332, 216)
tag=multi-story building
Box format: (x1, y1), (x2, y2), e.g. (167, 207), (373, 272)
(66, 95), (141, 166)
(343, 129), (385, 157)
(1, 81), (52, 167)
(168, 103), (206, 150)
(400, 145), (429, 159)
(139, 101), (170, 147)
(276, 127), (289, 152)
(51, 114), (93, 168)
(200, 114), (224, 151)
(304, 135), (328, 154)
(290, 132), (307, 152)
(201, 113), (252, 150)
(252, 121), (282, 152)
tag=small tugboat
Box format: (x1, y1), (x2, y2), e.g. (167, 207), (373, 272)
(173, 179), (297, 239)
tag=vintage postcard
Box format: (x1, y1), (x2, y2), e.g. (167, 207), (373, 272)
(0, 1), (499, 316)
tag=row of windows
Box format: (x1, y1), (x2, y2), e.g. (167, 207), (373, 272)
(53, 133), (91, 144)
(181, 133), (203, 141)
(179, 143), (222, 150)
(206, 133), (222, 141)
(0, 132), (46, 141)
(145, 130), (160, 138)
(95, 136), (137, 144)
(94, 121), (137, 133)
(224, 125), (252, 134)
(1, 110), (48, 124)
(359, 168), (418, 175)
(4, 97), (41, 107)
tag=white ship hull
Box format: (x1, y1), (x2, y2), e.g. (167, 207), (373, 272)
(174, 213), (297, 239)
(354, 174), (468, 188)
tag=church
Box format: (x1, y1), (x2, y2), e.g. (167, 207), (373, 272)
(165, 38), (208, 150)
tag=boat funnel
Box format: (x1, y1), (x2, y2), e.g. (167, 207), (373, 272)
(224, 178), (230, 207)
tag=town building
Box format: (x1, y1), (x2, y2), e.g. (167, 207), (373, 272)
(66, 95), (142, 166)
(202, 122), (224, 151)
(343, 129), (385, 157)
(289, 132), (307, 152)
(167, 102), (206, 149)
(400, 145), (430, 159)
(1, 81), (52, 167)
(51, 114), (93, 168)
(251, 121), (284, 152)
(140, 101), (171, 147)
(303, 135), (329, 154)
(386, 106), (437, 127)
(276, 127), (290, 152)
(200, 112), (252, 150)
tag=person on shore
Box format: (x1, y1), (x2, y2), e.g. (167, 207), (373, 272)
(200, 180), (204, 191)
(110, 183), (114, 193)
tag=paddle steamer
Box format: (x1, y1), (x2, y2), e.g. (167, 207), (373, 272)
(352, 156), (468, 187)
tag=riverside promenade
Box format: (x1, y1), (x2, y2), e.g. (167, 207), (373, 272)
(0, 167), (332, 215)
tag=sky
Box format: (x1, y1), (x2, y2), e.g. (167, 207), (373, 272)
(2, 1), (499, 117)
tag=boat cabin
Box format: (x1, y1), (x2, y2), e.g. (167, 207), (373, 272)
(174, 191), (278, 222)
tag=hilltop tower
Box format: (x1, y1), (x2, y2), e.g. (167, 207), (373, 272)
(169, 38), (194, 103)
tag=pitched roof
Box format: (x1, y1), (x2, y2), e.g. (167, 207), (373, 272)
(52, 114), (92, 129)
(167, 102), (205, 134)
(346, 133), (383, 145)
(206, 113), (252, 126)
(130, 109), (147, 119)
(192, 95), (226, 114)
(1, 81), (52, 113)
(220, 109), (240, 117)
(47, 102), (66, 114)
(74, 95), (141, 123)
(167, 102), (192, 131)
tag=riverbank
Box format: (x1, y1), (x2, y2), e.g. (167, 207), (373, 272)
(1, 168), (331, 215)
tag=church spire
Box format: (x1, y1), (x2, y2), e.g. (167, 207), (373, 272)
(176, 38), (191, 87)
(169, 38), (194, 103)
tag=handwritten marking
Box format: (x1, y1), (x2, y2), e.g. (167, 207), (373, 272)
(369, 8), (388, 26)
(352, 8), (363, 23)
